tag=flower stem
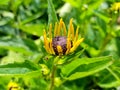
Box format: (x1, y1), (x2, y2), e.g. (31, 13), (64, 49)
(49, 56), (59, 90)
(98, 33), (112, 56)
(49, 64), (57, 90)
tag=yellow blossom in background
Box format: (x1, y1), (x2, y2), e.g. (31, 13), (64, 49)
(43, 18), (84, 55)
(111, 2), (120, 11)
(40, 64), (50, 75)
(7, 81), (20, 90)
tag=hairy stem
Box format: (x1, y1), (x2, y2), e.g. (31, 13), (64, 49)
(49, 64), (57, 90)
(50, 56), (59, 90)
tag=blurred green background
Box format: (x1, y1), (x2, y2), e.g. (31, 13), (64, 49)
(0, 0), (120, 90)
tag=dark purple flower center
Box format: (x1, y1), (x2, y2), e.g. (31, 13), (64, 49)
(52, 36), (73, 55)
(52, 36), (67, 55)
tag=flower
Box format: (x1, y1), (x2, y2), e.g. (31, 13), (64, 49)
(7, 81), (20, 90)
(40, 64), (50, 75)
(43, 18), (84, 55)
(111, 2), (120, 11)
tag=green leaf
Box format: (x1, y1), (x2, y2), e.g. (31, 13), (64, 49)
(97, 70), (120, 88)
(1, 51), (25, 65)
(96, 16), (107, 35)
(22, 38), (39, 52)
(63, 0), (81, 8)
(47, 0), (58, 25)
(0, 0), (10, 5)
(0, 60), (40, 76)
(80, 0), (103, 19)
(97, 73), (120, 88)
(23, 0), (32, 6)
(61, 56), (113, 80)
(0, 38), (35, 55)
(10, 0), (23, 13)
(19, 24), (44, 36)
(94, 11), (110, 23)
(21, 12), (44, 25)
(67, 60), (112, 80)
(116, 37), (120, 56)
(98, 80), (120, 88)
(97, 60), (120, 88)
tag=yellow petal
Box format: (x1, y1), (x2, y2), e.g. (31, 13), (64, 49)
(68, 18), (74, 39)
(54, 22), (58, 37)
(49, 39), (55, 55)
(62, 21), (67, 36)
(43, 30), (48, 47)
(67, 21), (71, 39)
(43, 30), (51, 53)
(65, 38), (71, 54)
(57, 45), (63, 55)
(70, 38), (84, 53)
(70, 18), (74, 40)
(73, 26), (79, 45)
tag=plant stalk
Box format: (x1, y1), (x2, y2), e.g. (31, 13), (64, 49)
(49, 64), (57, 90)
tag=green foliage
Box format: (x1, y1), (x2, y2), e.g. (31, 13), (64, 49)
(0, 60), (39, 75)
(0, 0), (10, 5)
(0, 0), (120, 90)
(47, 0), (58, 25)
(61, 56), (113, 80)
